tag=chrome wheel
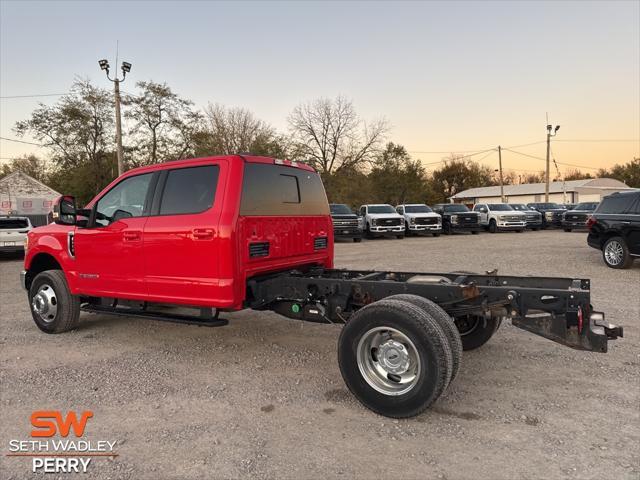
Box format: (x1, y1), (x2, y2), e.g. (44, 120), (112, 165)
(604, 240), (624, 266)
(356, 327), (421, 396)
(31, 284), (58, 323)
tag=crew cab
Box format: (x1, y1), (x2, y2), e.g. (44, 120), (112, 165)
(472, 203), (526, 233)
(562, 202), (599, 232)
(510, 204), (543, 230)
(587, 191), (640, 268)
(1, 216), (33, 253)
(432, 204), (481, 235)
(395, 204), (442, 236)
(330, 203), (362, 242)
(21, 155), (622, 419)
(527, 202), (566, 228)
(359, 204), (405, 239)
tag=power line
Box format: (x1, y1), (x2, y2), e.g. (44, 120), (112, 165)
(504, 147), (601, 171)
(0, 136), (45, 146)
(554, 139), (639, 143)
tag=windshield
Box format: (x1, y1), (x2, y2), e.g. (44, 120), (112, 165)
(405, 205), (433, 213)
(445, 204), (470, 213)
(0, 218), (29, 229)
(368, 205), (396, 214)
(531, 203), (561, 209)
(487, 204), (513, 211)
(330, 204), (352, 215)
(510, 204), (529, 211)
(573, 202), (598, 211)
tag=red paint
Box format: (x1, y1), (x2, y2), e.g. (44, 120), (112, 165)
(25, 156), (333, 310)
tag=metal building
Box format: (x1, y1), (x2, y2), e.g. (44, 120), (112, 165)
(0, 172), (60, 226)
(450, 178), (635, 205)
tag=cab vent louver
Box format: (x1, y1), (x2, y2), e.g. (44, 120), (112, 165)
(249, 242), (270, 258)
(314, 237), (328, 250)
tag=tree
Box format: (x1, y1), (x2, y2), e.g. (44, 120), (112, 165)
(563, 169), (593, 181)
(0, 154), (50, 183)
(519, 172), (545, 184)
(14, 79), (115, 202)
(369, 143), (429, 205)
(429, 155), (496, 202)
(597, 158), (640, 188)
(195, 104), (287, 158)
(288, 96), (389, 175)
(124, 81), (201, 166)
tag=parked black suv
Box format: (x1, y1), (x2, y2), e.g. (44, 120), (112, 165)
(432, 204), (481, 234)
(527, 202), (566, 228)
(329, 203), (363, 242)
(562, 202), (599, 232)
(587, 191), (640, 269)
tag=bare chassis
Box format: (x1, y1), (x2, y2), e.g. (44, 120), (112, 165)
(248, 268), (623, 352)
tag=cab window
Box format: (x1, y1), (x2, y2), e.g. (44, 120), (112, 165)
(160, 165), (219, 215)
(95, 173), (153, 226)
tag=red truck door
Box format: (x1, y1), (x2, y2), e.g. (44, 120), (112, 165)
(73, 172), (156, 298)
(143, 162), (224, 305)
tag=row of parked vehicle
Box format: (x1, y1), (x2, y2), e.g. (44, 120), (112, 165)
(330, 201), (601, 240)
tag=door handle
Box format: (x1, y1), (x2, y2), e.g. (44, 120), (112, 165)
(192, 228), (214, 239)
(123, 231), (141, 241)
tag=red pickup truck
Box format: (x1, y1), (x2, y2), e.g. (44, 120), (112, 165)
(22, 155), (622, 418)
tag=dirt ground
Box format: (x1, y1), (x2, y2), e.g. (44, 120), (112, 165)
(1, 230), (638, 480)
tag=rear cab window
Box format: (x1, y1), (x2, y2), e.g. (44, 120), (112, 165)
(240, 163), (328, 216)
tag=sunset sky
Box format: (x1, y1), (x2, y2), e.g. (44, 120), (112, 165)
(1, 0), (638, 177)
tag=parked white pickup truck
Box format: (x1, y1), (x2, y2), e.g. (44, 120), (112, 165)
(472, 203), (526, 233)
(359, 204), (405, 239)
(395, 204), (442, 236)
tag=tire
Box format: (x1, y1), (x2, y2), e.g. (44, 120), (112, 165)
(443, 223), (451, 235)
(433, 233), (440, 237)
(471, 230), (479, 235)
(386, 294), (462, 384)
(488, 219), (497, 233)
(338, 299), (453, 418)
(405, 222), (411, 236)
(564, 228), (572, 232)
(28, 270), (80, 334)
(397, 235), (405, 239)
(602, 236), (633, 269)
(366, 224), (374, 239)
(516, 229), (523, 233)
(353, 237), (362, 243)
(532, 227), (539, 231)
(454, 313), (501, 351)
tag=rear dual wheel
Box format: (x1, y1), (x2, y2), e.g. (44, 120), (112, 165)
(338, 297), (460, 418)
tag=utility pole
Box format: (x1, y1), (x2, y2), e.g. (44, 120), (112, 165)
(545, 122), (560, 201)
(498, 145), (504, 202)
(99, 58), (132, 176)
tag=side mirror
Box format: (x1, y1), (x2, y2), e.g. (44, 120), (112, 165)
(52, 195), (77, 226)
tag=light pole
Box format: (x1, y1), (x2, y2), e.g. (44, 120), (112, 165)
(545, 124), (560, 202)
(99, 59), (132, 176)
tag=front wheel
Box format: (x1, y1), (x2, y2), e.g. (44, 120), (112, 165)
(454, 313), (501, 351)
(602, 236), (633, 269)
(488, 220), (497, 233)
(397, 235), (405, 239)
(443, 223), (451, 235)
(353, 237), (362, 243)
(433, 232), (441, 237)
(564, 228), (572, 232)
(471, 230), (479, 235)
(338, 299), (453, 418)
(28, 270), (80, 333)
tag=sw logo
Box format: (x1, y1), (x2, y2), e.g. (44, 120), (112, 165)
(31, 410), (93, 438)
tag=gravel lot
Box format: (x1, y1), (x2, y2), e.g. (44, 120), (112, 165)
(1, 230), (638, 479)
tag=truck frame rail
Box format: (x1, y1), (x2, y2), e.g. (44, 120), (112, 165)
(248, 268), (622, 352)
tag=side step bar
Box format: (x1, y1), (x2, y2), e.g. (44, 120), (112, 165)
(81, 304), (229, 327)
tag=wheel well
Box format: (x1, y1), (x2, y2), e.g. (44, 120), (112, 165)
(25, 253), (62, 290)
(600, 230), (623, 248)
